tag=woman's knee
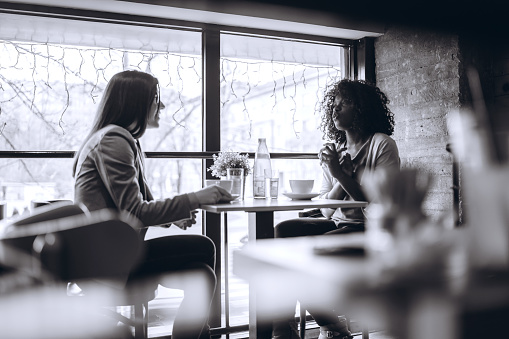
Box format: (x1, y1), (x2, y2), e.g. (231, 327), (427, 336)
(160, 262), (216, 293)
(193, 235), (216, 268)
(198, 235), (216, 255)
(201, 263), (216, 289)
(275, 219), (300, 238)
(275, 218), (336, 238)
(174, 234), (216, 269)
(185, 262), (216, 292)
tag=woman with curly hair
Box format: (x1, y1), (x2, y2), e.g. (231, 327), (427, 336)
(273, 79), (400, 339)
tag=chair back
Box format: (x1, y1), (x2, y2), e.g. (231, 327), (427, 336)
(0, 208), (143, 339)
(31, 199), (74, 209)
(12, 200), (86, 227)
(2, 208), (144, 282)
(3, 202), (88, 256)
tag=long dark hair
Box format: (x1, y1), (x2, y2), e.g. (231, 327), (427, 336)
(319, 79), (395, 145)
(73, 70), (159, 175)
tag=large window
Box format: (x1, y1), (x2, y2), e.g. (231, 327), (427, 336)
(218, 32), (347, 329)
(0, 12), (203, 215)
(0, 12), (350, 218)
(221, 32), (347, 195)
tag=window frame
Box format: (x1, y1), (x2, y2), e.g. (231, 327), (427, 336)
(0, 2), (359, 163)
(0, 3), (374, 227)
(0, 0), (372, 225)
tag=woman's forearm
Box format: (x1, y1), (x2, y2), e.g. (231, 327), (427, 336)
(326, 181), (347, 200)
(320, 182), (346, 219)
(334, 171), (366, 201)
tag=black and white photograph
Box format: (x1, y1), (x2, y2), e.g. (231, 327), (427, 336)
(0, 1), (508, 339)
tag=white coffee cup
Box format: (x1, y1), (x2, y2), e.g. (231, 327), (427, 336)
(289, 179), (314, 194)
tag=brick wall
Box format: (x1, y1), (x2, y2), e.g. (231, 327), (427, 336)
(374, 26), (461, 221)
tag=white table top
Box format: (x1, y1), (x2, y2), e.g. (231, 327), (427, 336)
(232, 233), (373, 319)
(200, 198), (367, 213)
(233, 233), (370, 284)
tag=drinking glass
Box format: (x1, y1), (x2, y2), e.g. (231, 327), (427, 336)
(264, 169), (279, 199)
(227, 168), (245, 201)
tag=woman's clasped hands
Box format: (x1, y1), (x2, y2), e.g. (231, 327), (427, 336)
(318, 143), (353, 178)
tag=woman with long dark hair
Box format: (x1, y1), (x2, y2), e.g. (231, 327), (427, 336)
(273, 79), (400, 339)
(73, 70), (233, 339)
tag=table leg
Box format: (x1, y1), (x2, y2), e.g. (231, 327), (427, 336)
(248, 211), (275, 241)
(248, 211), (275, 339)
(205, 211), (222, 328)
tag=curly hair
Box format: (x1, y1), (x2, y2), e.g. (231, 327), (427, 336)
(319, 79), (395, 145)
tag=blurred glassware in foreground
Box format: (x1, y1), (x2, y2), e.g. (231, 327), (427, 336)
(447, 67), (509, 273)
(364, 169), (446, 275)
(365, 169), (472, 295)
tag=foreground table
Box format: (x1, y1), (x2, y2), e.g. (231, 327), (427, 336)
(201, 198), (368, 338)
(234, 230), (509, 339)
(234, 233), (371, 338)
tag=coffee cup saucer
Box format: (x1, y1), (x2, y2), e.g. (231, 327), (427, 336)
(282, 192), (320, 200)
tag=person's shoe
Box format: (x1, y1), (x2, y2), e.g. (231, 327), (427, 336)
(272, 319), (300, 339)
(317, 318), (353, 339)
(66, 282), (84, 296)
(318, 329), (353, 339)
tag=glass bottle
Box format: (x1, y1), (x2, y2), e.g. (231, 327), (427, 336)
(253, 138), (272, 198)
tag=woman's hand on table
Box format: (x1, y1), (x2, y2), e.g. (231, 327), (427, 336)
(195, 185), (235, 205)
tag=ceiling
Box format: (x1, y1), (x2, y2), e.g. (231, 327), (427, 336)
(3, 0), (506, 39)
(228, 0), (509, 36)
(0, 0), (386, 40)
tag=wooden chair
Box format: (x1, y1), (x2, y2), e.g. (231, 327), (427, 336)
(2, 204), (152, 339)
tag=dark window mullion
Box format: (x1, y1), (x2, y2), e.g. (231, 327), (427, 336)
(354, 37), (375, 82)
(202, 26), (221, 180)
(202, 25), (223, 329)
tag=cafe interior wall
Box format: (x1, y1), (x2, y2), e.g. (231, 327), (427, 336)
(374, 26), (459, 222)
(373, 24), (509, 223)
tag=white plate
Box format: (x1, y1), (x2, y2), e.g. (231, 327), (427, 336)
(282, 192), (320, 200)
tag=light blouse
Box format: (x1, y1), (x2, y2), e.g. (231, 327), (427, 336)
(320, 132), (400, 226)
